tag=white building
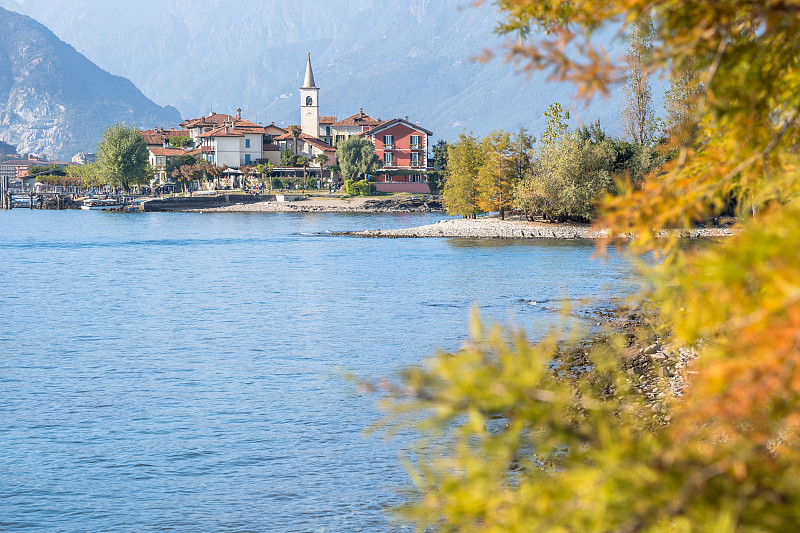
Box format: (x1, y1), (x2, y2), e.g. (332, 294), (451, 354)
(196, 120), (267, 168)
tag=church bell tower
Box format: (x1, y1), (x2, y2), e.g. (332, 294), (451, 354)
(300, 53), (319, 138)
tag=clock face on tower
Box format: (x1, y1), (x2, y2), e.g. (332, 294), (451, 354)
(305, 111), (312, 117)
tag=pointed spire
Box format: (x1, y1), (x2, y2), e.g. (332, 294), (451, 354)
(302, 53), (316, 89)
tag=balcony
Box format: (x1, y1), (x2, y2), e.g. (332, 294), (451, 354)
(384, 144), (394, 150)
(410, 144), (421, 150)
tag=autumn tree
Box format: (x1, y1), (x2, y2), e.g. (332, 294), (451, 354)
(663, 58), (703, 147)
(382, 1), (800, 531)
(96, 123), (150, 191)
(620, 19), (660, 145)
(442, 132), (485, 218)
(477, 128), (534, 220)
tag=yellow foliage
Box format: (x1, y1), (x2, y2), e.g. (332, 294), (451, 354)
(380, 0), (800, 530)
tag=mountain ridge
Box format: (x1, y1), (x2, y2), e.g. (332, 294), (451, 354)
(1, 0), (639, 142)
(0, 6), (181, 159)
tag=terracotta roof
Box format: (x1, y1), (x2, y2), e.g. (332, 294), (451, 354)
(361, 117), (433, 137)
(197, 125), (244, 138)
(331, 109), (380, 128)
(182, 113), (235, 128)
(149, 147), (201, 157)
(319, 116), (336, 124)
(142, 128), (190, 145)
(275, 132), (336, 153)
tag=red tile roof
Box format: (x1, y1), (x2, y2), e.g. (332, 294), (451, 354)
(181, 112), (237, 128)
(274, 131), (336, 153)
(331, 109), (380, 128)
(361, 117), (433, 137)
(149, 147), (201, 157)
(142, 128), (190, 145)
(319, 116), (337, 124)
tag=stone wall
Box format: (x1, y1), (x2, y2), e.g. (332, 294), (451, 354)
(141, 194), (275, 212)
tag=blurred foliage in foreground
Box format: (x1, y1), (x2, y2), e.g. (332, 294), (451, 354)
(379, 0), (800, 530)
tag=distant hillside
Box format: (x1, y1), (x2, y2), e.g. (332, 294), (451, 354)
(0, 0), (646, 142)
(0, 6), (181, 159)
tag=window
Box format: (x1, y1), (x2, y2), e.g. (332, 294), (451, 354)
(385, 174), (392, 182)
(410, 152), (421, 167)
(410, 135), (421, 149)
(245, 138), (250, 148)
(245, 154), (251, 165)
(306, 96), (313, 106)
(384, 152), (394, 165)
(325, 126), (331, 136)
(383, 135), (394, 148)
(335, 135), (346, 144)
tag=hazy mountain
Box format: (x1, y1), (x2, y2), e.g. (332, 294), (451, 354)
(0, 0), (638, 142)
(0, 6), (181, 159)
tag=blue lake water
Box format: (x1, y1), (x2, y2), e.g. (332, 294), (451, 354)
(0, 210), (640, 532)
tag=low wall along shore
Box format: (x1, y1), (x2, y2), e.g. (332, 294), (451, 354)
(141, 194), (275, 212)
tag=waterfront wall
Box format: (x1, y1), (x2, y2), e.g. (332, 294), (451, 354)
(375, 183), (431, 194)
(141, 194), (276, 212)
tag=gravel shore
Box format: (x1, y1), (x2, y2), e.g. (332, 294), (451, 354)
(337, 215), (735, 240)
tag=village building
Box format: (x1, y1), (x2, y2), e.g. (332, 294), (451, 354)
(148, 147), (201, 184)
(138, 54), (435, 191)
(274, 130), (336, 166)
(141, 127), (190, 149)
(330, 109), (382, 144)
(361, 118), (433, 193)
(71, 152), (96, 165)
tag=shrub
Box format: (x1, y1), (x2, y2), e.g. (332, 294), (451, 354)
(345, 179), (377, 196)
(271, 178), (283, 189)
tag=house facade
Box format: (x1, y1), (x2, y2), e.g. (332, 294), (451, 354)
(361, 118), (433, 193)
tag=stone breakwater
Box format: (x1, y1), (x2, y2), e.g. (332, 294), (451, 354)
(337, 217), (735, 240)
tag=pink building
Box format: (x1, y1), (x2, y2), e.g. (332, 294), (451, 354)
(361, 118), (433, 193)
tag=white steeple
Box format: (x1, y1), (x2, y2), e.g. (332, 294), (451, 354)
(302, 53), (316, 89)
(300, 53), (320, 137)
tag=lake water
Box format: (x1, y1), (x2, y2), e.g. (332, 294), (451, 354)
(0, 210), (640, 532)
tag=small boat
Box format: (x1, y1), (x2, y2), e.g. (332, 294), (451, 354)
(80, 198), (123, 210)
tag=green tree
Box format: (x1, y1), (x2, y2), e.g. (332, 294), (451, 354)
(169, 136), (194, 148)
(383, 1), (800, 531)
(336, 137), (380, 181)
(313, 153), (329, 181)
(290, 125), (302, 155)
(431, 139), (450, 173)
(442, 132), (485, 218)
(66, 162), (103, 188)
(280, 148), (299, 167)
(539, 102), (569, 147)
(96, 123), (150, 191)
(165, 154), (197, 181)
(255, 162), (274, 188)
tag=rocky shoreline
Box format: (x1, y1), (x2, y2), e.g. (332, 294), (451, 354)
(334, 216), (734, 240)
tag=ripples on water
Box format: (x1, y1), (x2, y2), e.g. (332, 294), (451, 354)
(0, 210), (640, 531)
